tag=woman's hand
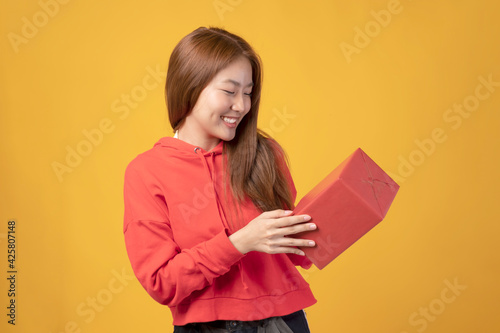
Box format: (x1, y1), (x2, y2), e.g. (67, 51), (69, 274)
(228, 209), (317, 256)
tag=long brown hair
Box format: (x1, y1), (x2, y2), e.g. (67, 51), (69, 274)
(165, 26), (293, 213)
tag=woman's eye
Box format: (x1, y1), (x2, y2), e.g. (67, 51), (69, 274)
(222, 90), (251, 97)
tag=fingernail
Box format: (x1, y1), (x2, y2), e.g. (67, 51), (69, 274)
(298, 251), (305, 256)
(308, 241), (315, 246)
(303, 215), (311, 221)
(284, 210), (293, 215)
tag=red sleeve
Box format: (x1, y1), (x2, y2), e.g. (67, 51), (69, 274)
(122, 159), (244, 306)
(269, 138), (313, 270)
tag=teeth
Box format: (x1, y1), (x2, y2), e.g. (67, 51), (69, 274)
(221, 116), (237, 124)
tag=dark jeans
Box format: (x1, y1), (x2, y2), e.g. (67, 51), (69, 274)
(173, 310), (311, 333)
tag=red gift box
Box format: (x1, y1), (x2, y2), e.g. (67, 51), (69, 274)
(294, 148), (400, 269)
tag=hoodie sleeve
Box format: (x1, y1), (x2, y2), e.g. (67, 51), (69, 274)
(123, 159), (245, 307)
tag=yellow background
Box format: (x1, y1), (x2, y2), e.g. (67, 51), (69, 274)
(1, 0), (499, 332)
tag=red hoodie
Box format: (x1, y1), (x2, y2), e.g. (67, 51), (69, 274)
(123, 136), (316, 325)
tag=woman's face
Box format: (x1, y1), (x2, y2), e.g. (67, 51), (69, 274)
(178, 56), (254, 151)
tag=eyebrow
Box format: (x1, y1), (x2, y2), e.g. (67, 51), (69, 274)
(221, 79), (254, 88)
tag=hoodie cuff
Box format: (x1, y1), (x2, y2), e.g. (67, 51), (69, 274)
(205, 230), (245, 269)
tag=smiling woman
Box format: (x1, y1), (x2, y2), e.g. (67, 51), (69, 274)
(177, 55), (254, 151)
(123, 27), (317, 333)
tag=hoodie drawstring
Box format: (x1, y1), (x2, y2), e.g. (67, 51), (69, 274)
(194, 146), (249, 290)
(194, 147), (230, 231)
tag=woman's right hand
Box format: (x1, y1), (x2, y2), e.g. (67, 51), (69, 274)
(228, 209), (317, 256)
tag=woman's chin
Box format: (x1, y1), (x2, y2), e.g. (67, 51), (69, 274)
(220, 134), (236, 142)
(217, 129), (237, 141)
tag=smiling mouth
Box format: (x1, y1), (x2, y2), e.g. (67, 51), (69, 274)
(221, 116), (237, 124)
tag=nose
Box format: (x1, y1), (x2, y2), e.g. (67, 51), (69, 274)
(231, 92), (246, 112)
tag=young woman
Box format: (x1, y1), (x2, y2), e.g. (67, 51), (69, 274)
(123, 26), (317, 333)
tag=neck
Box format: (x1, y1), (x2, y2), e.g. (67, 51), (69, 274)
(175, 129), (221, 152)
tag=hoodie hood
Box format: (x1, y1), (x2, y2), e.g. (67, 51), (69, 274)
(154, 136), (224, 157)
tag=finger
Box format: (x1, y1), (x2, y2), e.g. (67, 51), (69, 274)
(261, 209), (293, 219)
(274, 214), (312, 228)
(269, 246), (306, 256)
(279, 222), (317, 236)
(274, 236), (316, 248)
